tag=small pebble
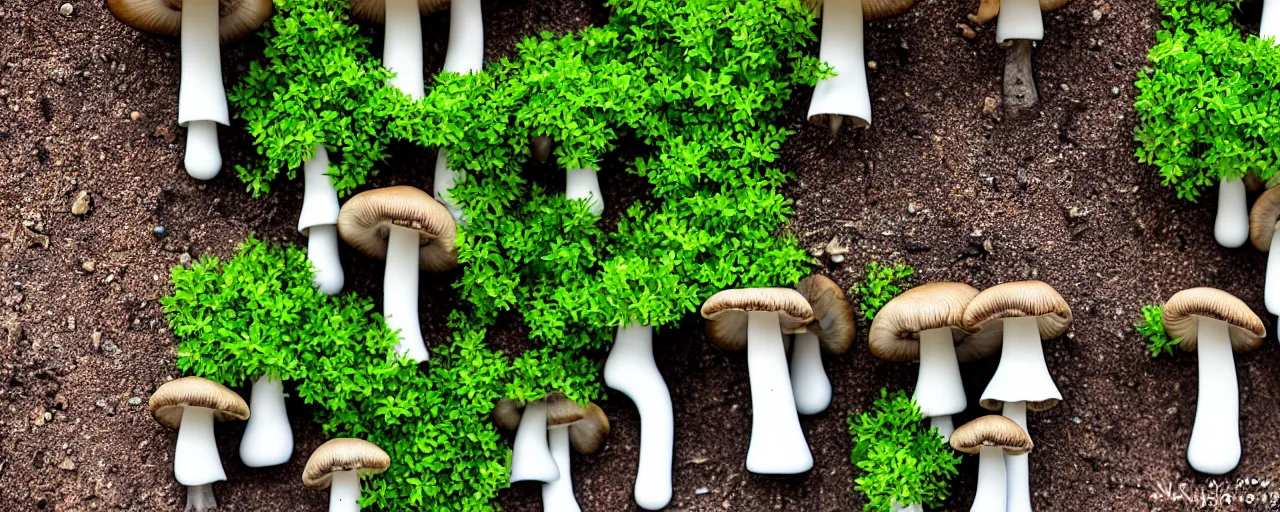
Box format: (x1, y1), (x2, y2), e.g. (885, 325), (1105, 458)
(179, 253), (192, 265)
(695, 487), (709, 495)
(1110, 86), (1121, 97)
(866, 60), (878, 71)
(152, 225), (166, 239)
(956, 24), (976, 39)
(59, 3), (72, 16)
(82, 260), (96, 273)
(57, 458), (76, 471)
(127, 397), (141, 406)
(71, 190), (91, 216)
(1072, 417), (1081, 424)
(129, 111), (142, 121)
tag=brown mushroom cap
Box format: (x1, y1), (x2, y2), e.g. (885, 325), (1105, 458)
(1040, 0), (1071, 11)
(868, 282), (995, 362)
(107, 0), (273, 43)
(302, 438), (391, 490)
(961, 281), (1072, 344)
(544, 393), (589, 428)
(1163, 288), (1266, 353)
(148, 376), (250, 429)
(350, 0), (449, 23)
(492, 398), (522, 432)
(949, 415), (1033, 455)
(568, 403), (610, 455)
(802, 0), (916, 20)
(337, 186), (458, 272)
(1250, 187), (1280, 252)
(700, 288), (815, 351)
(796, 275), (856, 355)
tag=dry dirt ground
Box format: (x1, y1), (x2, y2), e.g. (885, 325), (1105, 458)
(7, 0), (1278, 511)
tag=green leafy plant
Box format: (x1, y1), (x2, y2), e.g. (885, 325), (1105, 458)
(1136, 304), (1181, 358)
(848, 389), (960, 512)
(1134, 0), (1280, 201)
(208, 0), (825, 509)
(162, 238), (511, 510)
(857, 262), (915, 320)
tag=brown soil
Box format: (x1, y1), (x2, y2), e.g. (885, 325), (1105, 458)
(7, 0), (1272, 511)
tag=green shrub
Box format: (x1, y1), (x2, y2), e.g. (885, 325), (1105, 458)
(162, 238), (511, 510)
(1136, 304), (1181, 358)
(848, 389), (960, 512)
(857, 262), (914, 320)
(1134, 0), (1280, 201)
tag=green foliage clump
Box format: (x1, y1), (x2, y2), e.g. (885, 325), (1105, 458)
(162, 238), (511, 510)
(848, 389), (960, 512)
(228, 0), (412, 198)
(857, 262), (914, 320)
(1136, 304), (1181, 358)
(1134, 0), (1280, 201)
(213, 0), (825, 509)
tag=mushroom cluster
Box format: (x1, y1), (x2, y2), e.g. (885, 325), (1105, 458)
(701, 288), (816, 474)
(870, 279), (1070, 511)
(494, 394), (611, 511)
(1160, 288), (1265, 475)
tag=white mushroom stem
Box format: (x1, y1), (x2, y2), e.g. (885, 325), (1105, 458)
(745, 311), (813, 474)
(443, 0), (484, 74)
(914, 326), (966, 442)
(328, 470), (362, 512)
(566, 168), (605, 217)
(178, 0), (229, 180)
(1187, 318), (1242, 475)
(603, 323), (673, 510)
(382, 0), (425, 99)
(1266, 224), (1280, 315)
(300, 144), (344, 295)
(790, 331), (831, 415)
(384, 224), (429, 362)
(1002, 401), (1032, 512)
(432, 0), (484, 224)
(971, 446), (1009, 512)
(541, 427), (581, 512)
(186, 483), (218, 512)
(1263, 0), (1280, 40)
(891, 501), (923, 512)
(808, 0), (872, 128)
(174, 406), (226, 486)
(995, 0), (1044, 43)
(930, 415), (955, 442)
(1214, 178), (1249, 249)
(239, 374), (293, 468)
(510, 401), (560, 482)
(982, 317), (1060, 412)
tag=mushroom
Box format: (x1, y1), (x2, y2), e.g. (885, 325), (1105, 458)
(148, 376), (250, 512)
(337, 186), (457, 362)
(431, 0), (486, 222)
(299, 144), (345, 295)
(966, 0), (1072, 116)
(106, 0), (272, 180)
(950, 415), (1034, 511)
(1250, 187), (1280, 322)
(806, 0), (918, 134)
(302, 438), (391, 512)
(602, 323), (674, 510)
(1217, 176), (1249, 249)
(493, 394), (587, 483)
(790, 275), (856, 415)
(700, 288), (816, 474)
(238, 374), (292, 467)
(1162, 288), (1265, 475)
(869, 282), (993, 441)
(350, 0), (446, 99)
(964, 280), (1070, 512)
(542, 401), (611, 512)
